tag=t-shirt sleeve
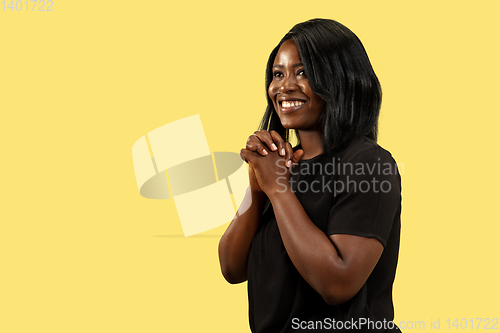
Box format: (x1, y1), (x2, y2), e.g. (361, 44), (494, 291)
(326, 144), (401, 247)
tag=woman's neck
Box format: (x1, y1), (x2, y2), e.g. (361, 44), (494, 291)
(297, 130), (324, 160)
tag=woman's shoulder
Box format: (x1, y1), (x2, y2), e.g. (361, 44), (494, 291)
(335, 136), (397, 165)
(293, 136), (398, 166)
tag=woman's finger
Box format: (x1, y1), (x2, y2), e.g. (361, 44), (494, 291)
(240, 148), (256, 163)
(284, 142), (294, 168)
(246, 135), (269, 156)
(269, 130), (286, 156)
(292, 149), (305, 164)
(240, 150), (248, 163)
(253, 130), (278, 152)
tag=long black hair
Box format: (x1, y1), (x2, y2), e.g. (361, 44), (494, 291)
(259, 18), (382, 152)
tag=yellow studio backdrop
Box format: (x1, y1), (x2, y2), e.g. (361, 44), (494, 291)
(1, 0), (499, 332)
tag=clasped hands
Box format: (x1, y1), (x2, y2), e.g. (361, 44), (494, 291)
(240, 130), (304, 196)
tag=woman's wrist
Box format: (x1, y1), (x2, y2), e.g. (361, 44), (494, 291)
(267, 186), (293, 202)
(249, 186), (267, 203)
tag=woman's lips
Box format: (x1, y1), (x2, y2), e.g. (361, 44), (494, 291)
(279, 100), (305, 113)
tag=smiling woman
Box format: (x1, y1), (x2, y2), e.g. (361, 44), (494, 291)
(219, 18), (402, 333)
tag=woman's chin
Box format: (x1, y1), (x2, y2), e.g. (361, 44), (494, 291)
(280, 121), (295, 129)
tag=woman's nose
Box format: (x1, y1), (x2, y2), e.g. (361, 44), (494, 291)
(279, 74), (298, 93)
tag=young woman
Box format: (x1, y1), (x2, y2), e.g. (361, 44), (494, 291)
(219, 19), (402, 332)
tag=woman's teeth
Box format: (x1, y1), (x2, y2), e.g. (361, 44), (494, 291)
(282, 100), (305, 108)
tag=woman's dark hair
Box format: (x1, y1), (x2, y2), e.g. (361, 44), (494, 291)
(259, 18), (382, 152)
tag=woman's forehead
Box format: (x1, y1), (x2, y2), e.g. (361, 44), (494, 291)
(273, 40), (302, 66)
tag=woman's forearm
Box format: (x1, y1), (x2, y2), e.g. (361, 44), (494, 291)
(267, 188), (348, 304)
(218, 187), (266, 284)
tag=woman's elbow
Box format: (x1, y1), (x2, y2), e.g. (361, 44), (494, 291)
(220, 265), (247, 284)
(218, 249), (245, 284)
(320, 284), (358, 306)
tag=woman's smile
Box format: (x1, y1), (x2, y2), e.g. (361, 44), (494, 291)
(279, 99), (306, 113)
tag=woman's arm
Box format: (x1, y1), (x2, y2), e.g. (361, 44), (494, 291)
(218, 131), (303, 284)
(240, 146), (386, 305)
(218, 166), (266, 284)
(269, 188), (383, 305)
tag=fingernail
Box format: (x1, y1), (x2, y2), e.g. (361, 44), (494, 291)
(263, 149), (268, 155)
(281, 148), (285, 156)
(286, 160), (292, 168)
(271, 143), (277, 150)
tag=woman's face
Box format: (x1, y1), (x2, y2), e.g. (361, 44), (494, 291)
(268, 39), (324, 131)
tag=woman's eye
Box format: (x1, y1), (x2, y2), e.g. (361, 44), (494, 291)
(273, 71), (283, 78)
(297, 69), (305, 76)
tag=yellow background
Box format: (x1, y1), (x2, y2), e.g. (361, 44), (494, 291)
(1, 1), (499, 332)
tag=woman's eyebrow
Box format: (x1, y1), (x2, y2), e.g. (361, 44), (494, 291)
(273, 63), (304, 69)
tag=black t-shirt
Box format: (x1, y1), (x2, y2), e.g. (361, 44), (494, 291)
(247, 136), (402, 332)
